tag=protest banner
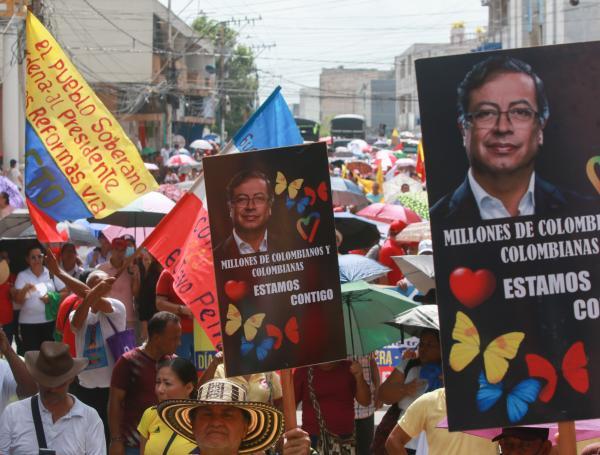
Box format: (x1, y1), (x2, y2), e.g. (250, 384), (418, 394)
(417, 42), (600, 431)
(143, 86), (302, 349)
(203, 141), (345, 376)
(24, 12), (157, 231)
(194, 321), (217, 373)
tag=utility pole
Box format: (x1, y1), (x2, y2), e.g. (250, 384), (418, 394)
(2, 0), (26, 174)
(165, 0), (173, 150)
(218, 22), (225, 142)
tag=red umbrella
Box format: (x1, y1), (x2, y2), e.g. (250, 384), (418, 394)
(357, 202), (421, 224)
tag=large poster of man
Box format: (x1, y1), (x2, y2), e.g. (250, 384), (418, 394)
(417, 42), (600, 430)
(203, 142), (346, 376)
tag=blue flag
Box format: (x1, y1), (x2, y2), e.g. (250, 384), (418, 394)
(231, 86), (303, 152)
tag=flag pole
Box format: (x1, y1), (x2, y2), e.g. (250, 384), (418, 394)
(557, 421), (577, 455)
(280, 369), (297, 430)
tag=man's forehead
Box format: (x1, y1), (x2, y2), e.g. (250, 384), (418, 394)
(233, 177), (268, 192)
(469, 71), (537, 106)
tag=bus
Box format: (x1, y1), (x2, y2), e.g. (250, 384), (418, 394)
(330, 114), (366, 140)
(294, 118), (320, 142)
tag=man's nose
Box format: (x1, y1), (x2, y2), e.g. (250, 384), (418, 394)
(494, 111), (514, 132)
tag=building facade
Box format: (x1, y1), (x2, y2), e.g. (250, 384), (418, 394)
(298, 87), (320, 123)
(319, 67), (392, 129)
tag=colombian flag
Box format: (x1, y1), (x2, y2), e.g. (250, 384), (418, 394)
(416, 140), (426, 183)
(25, 12), (157, 241)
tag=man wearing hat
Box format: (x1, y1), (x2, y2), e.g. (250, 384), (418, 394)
(158, 378), (312, 455)
(493, 427), (552, 455)
(0, 341), (105, 454)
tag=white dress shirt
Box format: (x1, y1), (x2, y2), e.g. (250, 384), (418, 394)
(0, 394), (105, 454)
(233, 229), (268, 254)
(468, 169), (535, 220)
(0, 360), (17, 416)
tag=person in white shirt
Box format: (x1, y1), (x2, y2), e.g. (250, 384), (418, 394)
(0, 327), (37, 416)
(60, 243), (84, 280)
(14, 246), (66, 352)
(85, 233), (112, 269)
(6, 159), (23, 191)
(70, 270), (124, 448)
(0, 340), (105, 455)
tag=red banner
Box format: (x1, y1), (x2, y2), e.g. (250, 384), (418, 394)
(143, 191), (221, 348)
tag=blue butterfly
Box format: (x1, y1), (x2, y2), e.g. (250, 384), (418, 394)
(241, 336), (275, 361)
(286, 196), (310, 214)
(477, 371), (541, 423)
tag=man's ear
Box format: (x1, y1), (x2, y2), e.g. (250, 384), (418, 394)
(458, 121), (467, 146)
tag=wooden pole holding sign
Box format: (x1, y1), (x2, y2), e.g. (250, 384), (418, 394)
(280, 369), (297, 430)
(557, 421), (577, 455)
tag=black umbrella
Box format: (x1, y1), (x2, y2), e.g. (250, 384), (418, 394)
(334, 211), (382, 253)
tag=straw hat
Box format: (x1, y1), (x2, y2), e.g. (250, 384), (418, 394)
(157, 379), (284, 454)
(25, 341), (88, 388)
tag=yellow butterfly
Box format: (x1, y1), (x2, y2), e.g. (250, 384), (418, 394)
(224, 304), (266, 342)
(275, 171), (304, 199)
(449, 311), (525, 384)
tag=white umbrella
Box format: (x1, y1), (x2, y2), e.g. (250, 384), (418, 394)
(144, 162), (159, 171)
(189, 139), (213, 150)
(387, 305), (439, 337)
(166, 154), (200, 167)
(392, 254), (435, 295)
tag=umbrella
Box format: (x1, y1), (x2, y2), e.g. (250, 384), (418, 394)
(375, 149), (397, 170)
(436, 417), (600, 447)
(144, 162), (159, 171)
(0, 209), (30, 238)
(394, 192), (430, 220)
(342, 280), (416, 356)
(338, 254), (390, 284)
(189, 139), (213, 150)
(330, 177), (370, 209)
(89, 191), (175, 227)
(357, 203), (421, 225)
(383, 174), (422, 198)
(333, 212), (383, 252)
(348, 139), (370, 154)
(392, 254), (435, 295)
(387, 305), (439, 337)
(157, 184), (184, 202)
(346, 161), (372, 176)
(166, 154), (200, 167)
(0, 176), (25, 208)
(20, 221), (99, 246)
(103, 225), (154, 247)
(395, 221), (431, 244)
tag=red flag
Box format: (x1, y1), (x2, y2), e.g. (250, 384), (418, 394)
(26, 199), (68, 244)
(142, 185), (221, 348)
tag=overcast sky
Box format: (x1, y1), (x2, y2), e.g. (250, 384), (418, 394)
(160, 0), (489, 103)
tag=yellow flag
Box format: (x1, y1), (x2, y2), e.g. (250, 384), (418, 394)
(25, 12), (157, 220)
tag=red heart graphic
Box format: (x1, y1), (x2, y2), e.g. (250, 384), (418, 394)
(449, 267), (496, 308)
(224, 280), (248, 301)
(296, 212), (320, 243)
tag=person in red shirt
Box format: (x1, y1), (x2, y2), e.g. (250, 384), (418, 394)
(54, 293), (83, 356)
(155, 270), (194, 361)
(108, 311), (181, 453)
(294, 360), (371, 450)
(0, 251), (16, 344)
(378, 220), (408, 285)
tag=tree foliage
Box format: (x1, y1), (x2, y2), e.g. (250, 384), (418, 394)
(192, 16), (258, 136)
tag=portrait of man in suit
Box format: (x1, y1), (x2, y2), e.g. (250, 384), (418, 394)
(215, 169), (275, 257)
(430, 55), (591, 224)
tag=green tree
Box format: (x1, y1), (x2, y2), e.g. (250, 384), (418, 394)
(192, 17), (258, 136)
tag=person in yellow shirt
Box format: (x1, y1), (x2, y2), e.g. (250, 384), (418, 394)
(385, 387), (498, 455)
(138, 358), (199, 454)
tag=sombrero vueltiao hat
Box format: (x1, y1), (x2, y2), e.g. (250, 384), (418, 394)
(157, 379), (284, 454)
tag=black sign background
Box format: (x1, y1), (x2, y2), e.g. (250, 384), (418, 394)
(417, 42), (600, 430)
(203, 142), (346, 376)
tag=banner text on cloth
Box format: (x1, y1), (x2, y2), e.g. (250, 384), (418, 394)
(25, 12), (156, 219)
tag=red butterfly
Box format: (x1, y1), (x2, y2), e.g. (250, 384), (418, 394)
(303, 182), (328, 206)
(266, 317), (300, 349)
(525, 341), (589, 403)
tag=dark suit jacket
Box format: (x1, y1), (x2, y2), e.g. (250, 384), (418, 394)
(430, 174), (596, 225)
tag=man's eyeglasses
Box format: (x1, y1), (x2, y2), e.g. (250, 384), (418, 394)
(466, 107), (539, 128)
(231, 194), (270, 207)
(29, 254), (44, 260)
